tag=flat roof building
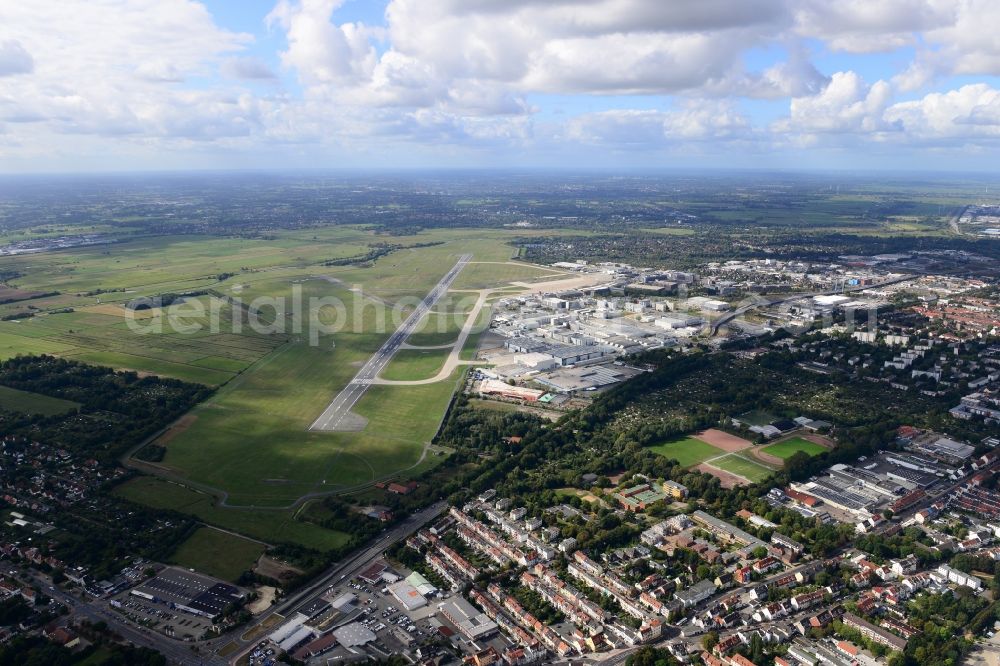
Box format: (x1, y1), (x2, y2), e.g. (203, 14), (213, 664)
(438, 597), (498, 640)
(388, 580), (427, 611)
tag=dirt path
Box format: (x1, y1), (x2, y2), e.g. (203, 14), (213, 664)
(694, 428), (753, 452)
(747, 447), (785, 467)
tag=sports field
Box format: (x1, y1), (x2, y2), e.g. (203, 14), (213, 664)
(762, 437), (829, 459)
(710, 454), (774, 483)
(169, 527), (265, 583)
(648, 437), (725, 467)
(0, 385), (80, 416)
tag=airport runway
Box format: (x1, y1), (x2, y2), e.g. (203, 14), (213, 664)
(308, 254), (471, 432)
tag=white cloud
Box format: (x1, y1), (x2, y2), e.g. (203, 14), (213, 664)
(0, 0), (253, 145)
(777, 71), (895, 134)
(0, 40), (33, 77)
(794, 0), (953, 53)
(266, 0), (377, 86)
(270, 0), (803, 109)
(885, 84), (1000, 139)
(222, 57), (278, 80)
(899, 1), (1000, 86)
(566, 100), (750, 146)
(5, 0), (1000, 169)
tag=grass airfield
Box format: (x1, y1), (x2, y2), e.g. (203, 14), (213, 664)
(0, 225), (568, 548)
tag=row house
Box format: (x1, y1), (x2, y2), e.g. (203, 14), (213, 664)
(754, 600), (791, 622)
(794, 608), (839, 635)
(470, 589), (539, 650)
(880, 617), (920, 639)
(790, 588), (827, 611)
(529, 565), (608, 624)
(901, 572), (932, 594)
(771, 532), (805, 555)
(752, 556), (781, 575)
(521, 571), (600, 634)
(426, 553), (463, 589)
(842, 612), (907, 652)
(436, 543), (479, 580)
(714, 634), (744, 655)
(486, 583), (573, 658)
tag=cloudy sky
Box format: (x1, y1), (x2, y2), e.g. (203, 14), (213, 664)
(3, 0), (1000, 172)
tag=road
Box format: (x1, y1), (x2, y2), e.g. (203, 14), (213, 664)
(16, 568), (221, 666)
(309, 254), (472, 431)
(18, 501), (447, 665)
(224, 500), (449, 664)
(708, 274), (918, 336)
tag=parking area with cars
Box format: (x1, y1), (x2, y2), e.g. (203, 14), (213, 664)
(250, 560), (516, 663)
(108, 593), (214, 640)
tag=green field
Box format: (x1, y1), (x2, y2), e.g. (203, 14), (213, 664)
(0, 297), (283, 385)
(648, 437), (725, 467)
(381, 348), (450, 381)
(3, 227), (554, 545)
(113, 477), (349, 551)
(169, 527), (265, 583)
(711, 454), (774, 483)
(0, 385), (80, 416)
(449, 261), (566, 290)
(762, 437), (828, 459)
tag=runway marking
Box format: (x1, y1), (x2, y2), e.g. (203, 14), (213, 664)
(308, 255), (472, 432)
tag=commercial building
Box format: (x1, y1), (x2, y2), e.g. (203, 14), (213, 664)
(439, 597), (499, 641)
(388, 580), (427, 611)
(129, 566), (245, 621)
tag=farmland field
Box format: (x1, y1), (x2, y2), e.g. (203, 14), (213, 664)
(0, 385), (80, 416)
(762, 437), (829, 459)
(648, 437), (725, 468)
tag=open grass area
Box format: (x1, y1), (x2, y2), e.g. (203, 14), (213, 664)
(405, 298), (474, 347)
(3, 227), (548, 543)
(113, 477), (350, 551)
(449, 261), (565, 290)
(762, 437), (829, 459)
(639, 227), (697, 236)
(711, 454), (774, 483)
(468, 399), (520, 413)
(380, 348), (449, 381)
(169, 527), (264, 583)
(0, 297), (283, 385)
(648, 437), (725, 468)
(0, 385), (80, 416)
